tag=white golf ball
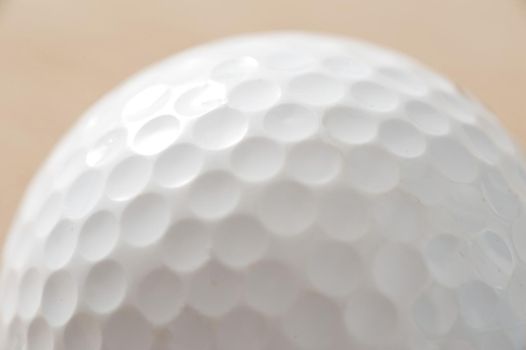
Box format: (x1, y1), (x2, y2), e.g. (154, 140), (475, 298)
(1, 32), (526, 350)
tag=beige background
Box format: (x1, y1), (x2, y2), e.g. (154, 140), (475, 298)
(1, 0), (526, 244)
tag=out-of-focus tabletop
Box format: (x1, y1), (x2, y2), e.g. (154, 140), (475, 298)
(1, 0), (526, 244)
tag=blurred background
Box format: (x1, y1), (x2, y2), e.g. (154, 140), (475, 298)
(0, 0), (525, 243)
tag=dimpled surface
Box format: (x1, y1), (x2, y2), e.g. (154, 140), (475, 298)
(1, 32), (526, 350)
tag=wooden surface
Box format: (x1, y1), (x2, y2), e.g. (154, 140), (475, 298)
(1, 0), (526, 244)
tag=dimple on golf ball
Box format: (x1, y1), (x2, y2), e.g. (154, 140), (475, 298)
(2, 32), (526, 350)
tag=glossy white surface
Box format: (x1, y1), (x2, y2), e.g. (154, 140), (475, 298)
(2, 32), (526, 350)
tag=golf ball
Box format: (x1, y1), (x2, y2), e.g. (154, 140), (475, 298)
(1, 32), (526, 350)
